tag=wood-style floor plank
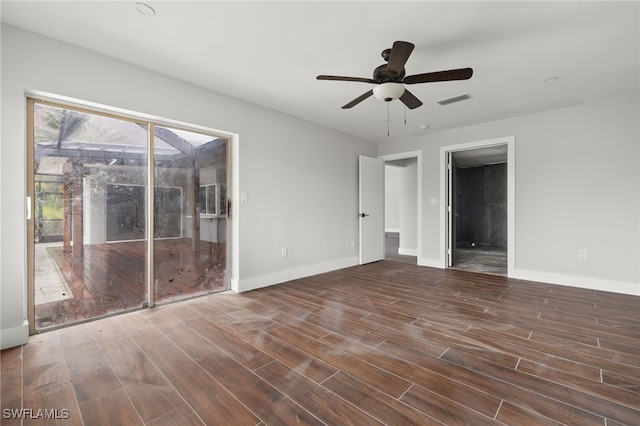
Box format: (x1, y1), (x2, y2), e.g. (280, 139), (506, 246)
(94, 333), (186, 423)
(3, 261), (639, 425)
(266, 325), (413, 399)
(322, 371), (440, 425)
(116, 312), (260, 425)
(321, 332), (503, 418)
(78, 388), (143, 425)
(254, 360), (386, 426)
(399, 383), (500, 426)
(196, 349), (324, 425)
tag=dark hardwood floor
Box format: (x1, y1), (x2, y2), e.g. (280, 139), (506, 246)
(3, 261), (639, 425)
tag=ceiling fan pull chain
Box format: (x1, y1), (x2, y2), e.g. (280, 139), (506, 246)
(387, 102), (390, 137)
(404, 105), (407, 125)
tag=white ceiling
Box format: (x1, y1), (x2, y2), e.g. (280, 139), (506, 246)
(2, 1), (638, 144)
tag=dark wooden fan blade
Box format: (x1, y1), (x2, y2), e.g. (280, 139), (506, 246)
(386, 41), (415, 77)
(317, 75), (377, 84)
(403, 67), (473, 84)
(342, 90), (374, 109)
(399, 89), (423, 109)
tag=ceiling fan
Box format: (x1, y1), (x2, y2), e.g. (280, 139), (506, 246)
(317, 41), (473, 110)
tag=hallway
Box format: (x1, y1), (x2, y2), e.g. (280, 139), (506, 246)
(385, 232), (416, 264)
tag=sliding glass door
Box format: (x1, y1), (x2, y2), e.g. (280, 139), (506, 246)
(152, 126), (228, 305)
(27, 99), (229, 333)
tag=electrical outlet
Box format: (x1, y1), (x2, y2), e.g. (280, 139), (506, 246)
(578, 249), (588, 261)
(351, 239), (356, 248)
(281, 247), (288, 258)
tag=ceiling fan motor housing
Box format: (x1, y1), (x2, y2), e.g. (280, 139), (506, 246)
(374, 64), (405, 83)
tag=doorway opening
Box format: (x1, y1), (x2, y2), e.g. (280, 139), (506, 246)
(451, 148), (507, 274)
(381, 151), (422, 265)
(442, 137), (515, 276)
(27, 98), (231, 332)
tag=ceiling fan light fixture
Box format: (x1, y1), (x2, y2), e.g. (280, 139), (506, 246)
(373, 82), (405, 102)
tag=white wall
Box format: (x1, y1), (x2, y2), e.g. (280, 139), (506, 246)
(379, 94), (640, 295)
(0, 25), (377, 349)
(384, 165), (401, 232)
(399, 158), (417, 256)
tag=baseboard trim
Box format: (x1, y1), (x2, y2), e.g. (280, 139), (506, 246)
(418, 257), (444, 268)
(235, 257), (360, 293)
(233, 259), (639, 297)
(1, 320), (29, 350)
(511, 268), (640, 296)
(398, 248), (417, 256)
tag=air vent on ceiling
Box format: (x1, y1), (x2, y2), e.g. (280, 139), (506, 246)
(437, 93), (472, 106)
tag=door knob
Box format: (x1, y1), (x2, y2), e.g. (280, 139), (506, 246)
(359, 213), (370, 218)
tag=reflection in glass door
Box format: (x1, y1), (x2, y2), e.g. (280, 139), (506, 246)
(152, 126), (228, 305)
(28, 100), (229, 332)
(28, 100), (149, 330)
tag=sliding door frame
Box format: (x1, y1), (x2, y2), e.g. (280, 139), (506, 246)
(26, 96), (232, 334)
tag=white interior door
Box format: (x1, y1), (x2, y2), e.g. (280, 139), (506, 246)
(359, 155), (385, 264)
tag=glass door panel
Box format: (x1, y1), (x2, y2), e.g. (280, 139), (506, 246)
(31, 101), (148, 330)
(153, 126), (228, 304)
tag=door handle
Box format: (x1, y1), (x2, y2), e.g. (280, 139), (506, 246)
(359, 213), (370, 218)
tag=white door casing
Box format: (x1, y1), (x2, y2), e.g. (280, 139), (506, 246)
(440, 136), (515, 274)
(447, 152), (456, 267)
